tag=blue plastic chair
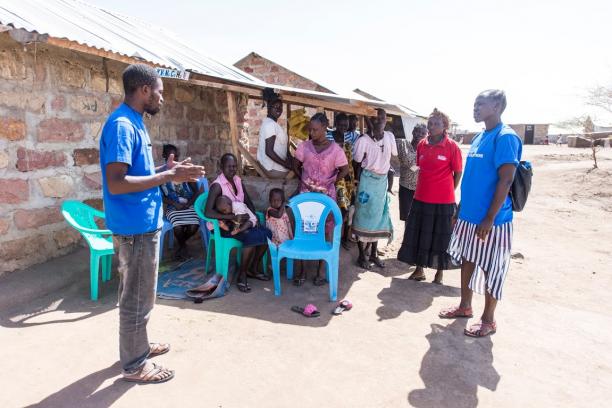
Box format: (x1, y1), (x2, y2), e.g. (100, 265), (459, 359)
(159, 177), (210, 261)
(267, 192), (342, 301)
(194, 192), (267, 280)
(61, 201), (114, 301)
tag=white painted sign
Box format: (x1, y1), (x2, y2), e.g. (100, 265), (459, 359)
(156, 68), (190, 80)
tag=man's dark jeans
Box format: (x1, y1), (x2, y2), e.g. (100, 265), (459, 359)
(113, 229), (160, 374)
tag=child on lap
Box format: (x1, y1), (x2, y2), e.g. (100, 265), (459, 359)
(215, 195), (257, 238)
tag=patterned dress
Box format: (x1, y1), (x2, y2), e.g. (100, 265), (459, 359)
(266, 208), (294, 245)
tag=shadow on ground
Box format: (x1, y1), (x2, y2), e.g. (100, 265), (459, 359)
(376, 277), (461, 321)
(0, 277), (117, 329)
(0, 236), (364, 328)
(24, 362), (133, 408)
(408, 319), (500, 408)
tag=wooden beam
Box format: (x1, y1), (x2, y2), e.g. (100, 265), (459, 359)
(226, 91), (242, 174)
(281, 94), (376, 116)
(237, 144), (270, 178)
(188, 77), (378, 116)
(189, 78), (261, 98)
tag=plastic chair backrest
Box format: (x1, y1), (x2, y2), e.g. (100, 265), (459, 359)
(196, 177), (209, 193)
(61, 200), (110, 245)
(288, 192), (342, 245)
(194, 191), (220, 235)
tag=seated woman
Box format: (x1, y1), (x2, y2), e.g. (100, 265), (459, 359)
(293, 113), (349, 286)
(205, 153), (272, 293)
(160, 144), (202, 261)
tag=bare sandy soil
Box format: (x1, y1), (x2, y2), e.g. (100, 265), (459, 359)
(1, 145), (611, 408)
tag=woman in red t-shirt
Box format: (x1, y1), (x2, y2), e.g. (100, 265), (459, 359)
(397, 109), (463, 284)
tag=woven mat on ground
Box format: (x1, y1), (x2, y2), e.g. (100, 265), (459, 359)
(157, 259), (207, 300)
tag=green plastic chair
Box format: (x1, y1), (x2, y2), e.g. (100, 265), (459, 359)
(194, 192), (267, 280)
(61, 200), (114, 301)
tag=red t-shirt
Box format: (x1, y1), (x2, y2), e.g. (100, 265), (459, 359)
(414, 136), (463, 204)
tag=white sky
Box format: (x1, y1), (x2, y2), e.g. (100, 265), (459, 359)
(90, 0), (612, 131)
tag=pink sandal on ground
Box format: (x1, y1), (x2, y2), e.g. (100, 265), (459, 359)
(291, 304), (320, 318)
(332, 300), (353, 315)
(464, 321), (497, 337)
(438, 306), (474, 319)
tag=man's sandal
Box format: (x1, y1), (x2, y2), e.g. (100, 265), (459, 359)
(464, 321), (497, 337)
(148, 342), (170, 358)
(123, 362), (175, 384)
(438, 306), (474, 319)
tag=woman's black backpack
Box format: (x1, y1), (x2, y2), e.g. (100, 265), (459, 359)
(509, 160), (532, 212)
(494, 128), (533, 212)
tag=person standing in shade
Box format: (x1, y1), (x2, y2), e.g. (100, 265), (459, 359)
(352, 108), (397, 269)
(346, 114), (361, 144)
(439, 90), (522, 338)
(397, 109), (462, 284)
(257, 88), (293, 179)
(328, 113), (356, 249)
(396, 123), (427, 222)
(101, 64), (205, 383)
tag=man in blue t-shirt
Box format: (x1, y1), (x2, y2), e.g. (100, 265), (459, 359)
(100, 64), (205, 383)
(438, 89), (523, 338)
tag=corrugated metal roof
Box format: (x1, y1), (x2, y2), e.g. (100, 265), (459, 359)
(0, 0), (265, 87)
(0, 0), (419, 118)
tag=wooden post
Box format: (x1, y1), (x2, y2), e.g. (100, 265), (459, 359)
(359, 116), (365, 133)
(226, 90), (242, 174)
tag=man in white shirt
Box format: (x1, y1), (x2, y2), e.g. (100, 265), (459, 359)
(257, 88), (293, 178)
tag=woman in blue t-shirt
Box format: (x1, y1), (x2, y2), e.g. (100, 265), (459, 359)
(439, 89), (523, 339)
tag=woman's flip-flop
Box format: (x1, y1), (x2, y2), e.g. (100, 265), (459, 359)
(357, 258), (371, 269)
(369, 256), (386, 268)
(313, 277), (328, 286)
(464, 321), (497, 337)
(291, 304), (320, 318)
(438, 306), (473, 319)
(332, 300), (353, 315)
(246, 272), (271, 281)
(236, 282), (251, 293)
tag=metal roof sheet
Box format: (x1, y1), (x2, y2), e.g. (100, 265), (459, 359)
(0, 0), (419, 118)
(0, 0), (265, 87)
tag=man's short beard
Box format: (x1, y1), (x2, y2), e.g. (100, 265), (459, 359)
(144, 106), (160, 115)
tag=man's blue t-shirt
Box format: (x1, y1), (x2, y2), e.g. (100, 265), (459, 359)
(459, 123), (522, 226)
(100, 103), (162, 235)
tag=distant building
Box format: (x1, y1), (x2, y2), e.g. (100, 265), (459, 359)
(509, 124), (549, 144)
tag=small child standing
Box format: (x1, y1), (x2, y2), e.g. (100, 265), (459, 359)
(265, 188), (306, 286)
(265, 188), (293, 245)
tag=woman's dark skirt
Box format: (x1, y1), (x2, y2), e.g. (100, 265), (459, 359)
(220, 225), (272, 247)
(398, 185), (415, 221)
(397, 199), (459, 270)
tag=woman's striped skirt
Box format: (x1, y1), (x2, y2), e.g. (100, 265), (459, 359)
(447, 219), (513, 300)
(166, 207), (200, 227)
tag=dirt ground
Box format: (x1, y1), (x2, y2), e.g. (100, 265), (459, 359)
(1, 145), (611, 408)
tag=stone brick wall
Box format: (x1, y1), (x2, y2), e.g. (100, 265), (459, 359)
(234, 53), (331, 154)
(0, 32), (241, 274)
